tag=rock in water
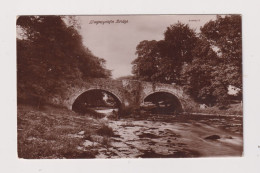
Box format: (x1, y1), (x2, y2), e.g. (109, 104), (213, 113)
(78, 131), (85, 135)
(204, 135), (220, 140)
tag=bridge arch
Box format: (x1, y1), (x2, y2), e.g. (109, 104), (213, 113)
(142, 90), (183, 112)
(71, 88), (123, 112)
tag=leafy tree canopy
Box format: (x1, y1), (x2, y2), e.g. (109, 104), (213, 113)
(17, 16), (111, 105)
(200, 15), (242, 89)
(184, 15), (242, 105)
(132, 22), (197, 84)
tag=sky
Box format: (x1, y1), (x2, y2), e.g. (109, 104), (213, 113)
(78, 15), (217, 79)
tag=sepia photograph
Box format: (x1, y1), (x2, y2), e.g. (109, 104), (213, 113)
(17, 15), (243, 159)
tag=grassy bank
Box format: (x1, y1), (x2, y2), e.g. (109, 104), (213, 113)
(190, 103), (243, 116)
(17, 104), (114, 159)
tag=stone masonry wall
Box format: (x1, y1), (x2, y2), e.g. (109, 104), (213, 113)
(53, 78), (198, 112)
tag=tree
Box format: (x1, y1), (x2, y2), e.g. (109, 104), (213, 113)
(182, 15), (242, 106)
(163, 22), (197, 64)
(132, 22), (197, 84)
(200, 15), (242, 89)
(180, 37), (220, 105)
(17, 16), (111, 105)
(132, 40), (161, 82)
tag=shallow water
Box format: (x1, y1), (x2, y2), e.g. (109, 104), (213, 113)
(95, 113), (243, 158)
(95, 108), (118, 114)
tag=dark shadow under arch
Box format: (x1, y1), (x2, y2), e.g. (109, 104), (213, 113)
(72, 89), (122, 114)
(143, 91), (183, 114)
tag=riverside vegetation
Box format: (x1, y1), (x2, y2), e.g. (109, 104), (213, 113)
(18, 104), (116, 159)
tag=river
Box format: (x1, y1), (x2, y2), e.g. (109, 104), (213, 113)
(93, 110), (243, 158)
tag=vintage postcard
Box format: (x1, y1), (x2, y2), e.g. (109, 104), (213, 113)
(17, 15), (243, 159)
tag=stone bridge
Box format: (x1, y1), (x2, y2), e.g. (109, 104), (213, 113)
(57, 78), (198, 113)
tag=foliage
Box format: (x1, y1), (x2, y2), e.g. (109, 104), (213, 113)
(132, 40), (160, 82)
(132, 22), (197, 84)
(17, 16), (111, 105)
(200, 15), (242, 89)
(182, 15), (242, 105)
(180, 37), (220, 105)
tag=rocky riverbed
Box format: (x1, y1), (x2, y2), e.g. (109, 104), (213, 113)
(91, 114), (243, 158)
(18, 105), (243, 159)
